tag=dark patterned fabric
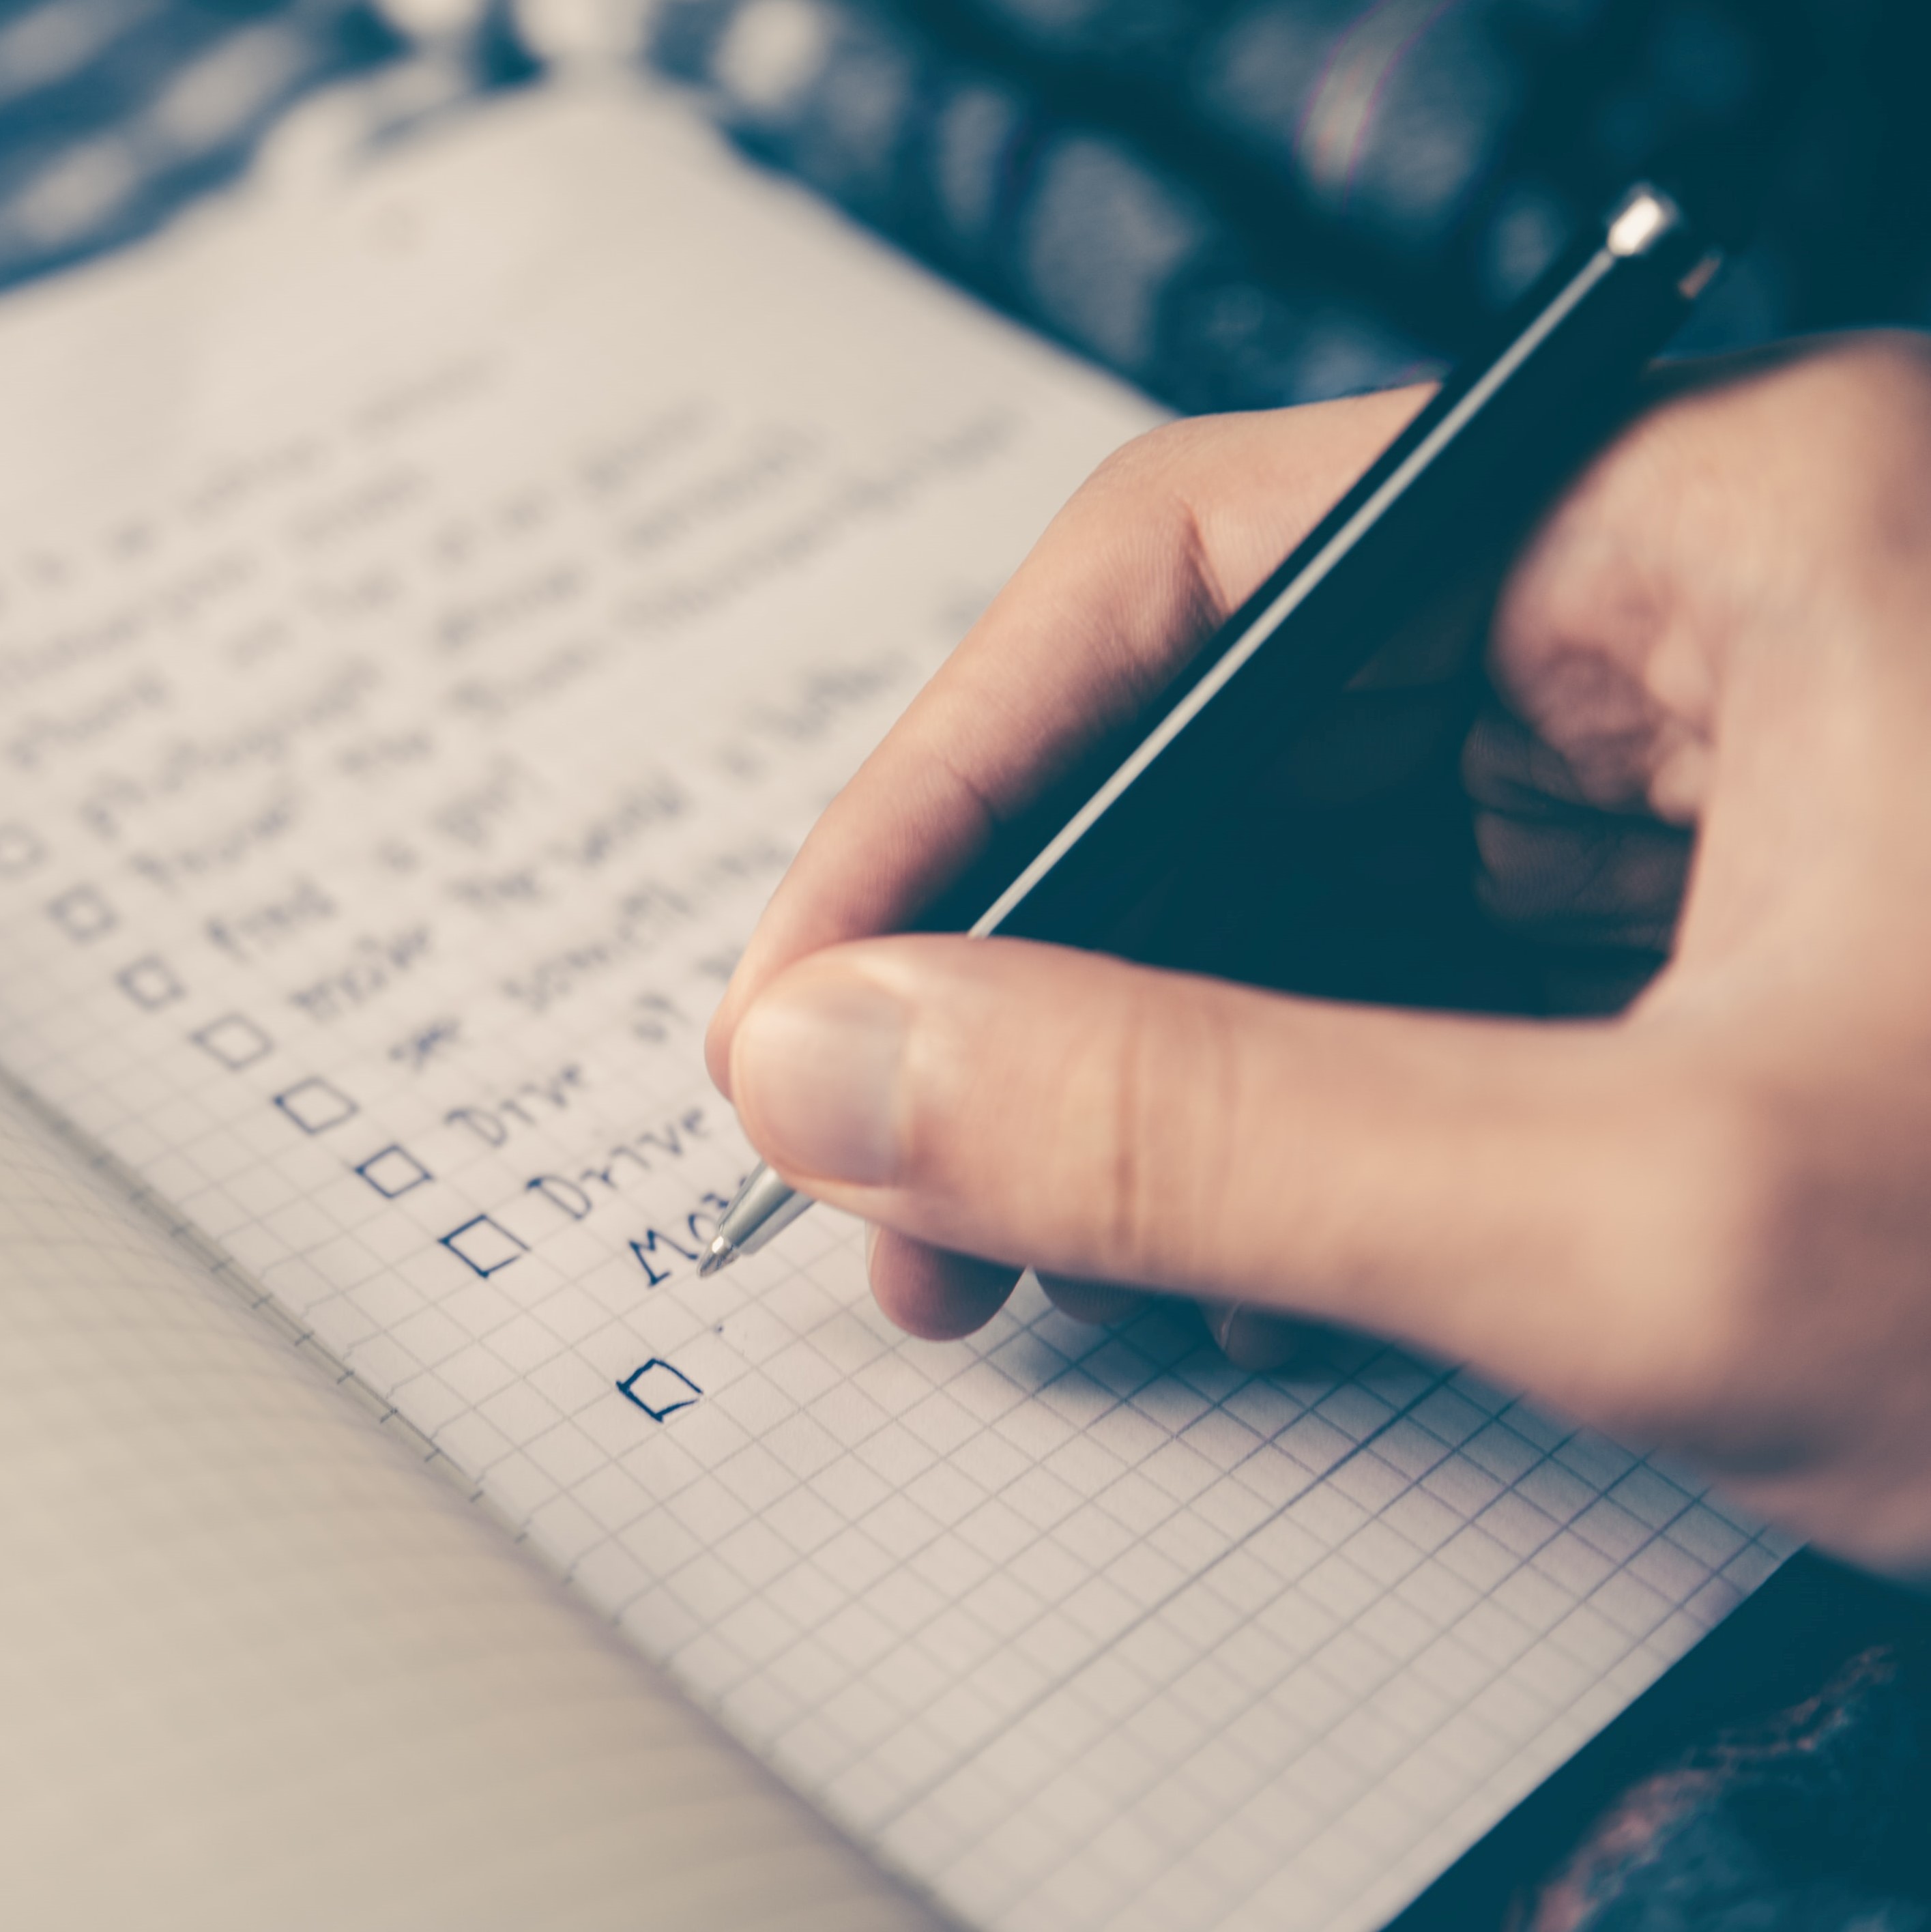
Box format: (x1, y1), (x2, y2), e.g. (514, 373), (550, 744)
(0, 0), (402, 287)
(1518, 1641), (1931, 1932)
(647, 0), (1931, 407)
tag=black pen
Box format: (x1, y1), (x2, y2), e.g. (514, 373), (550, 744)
(701, 184), (1721, 1277)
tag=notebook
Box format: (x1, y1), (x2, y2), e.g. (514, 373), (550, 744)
(0, 78), (1793, 1932)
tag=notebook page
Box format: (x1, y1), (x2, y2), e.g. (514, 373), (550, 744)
(0, 1069), (944, 1932)
(0, 85), (1792, 1932)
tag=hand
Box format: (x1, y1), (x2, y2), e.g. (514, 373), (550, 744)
(707, 335), (1931, 1579)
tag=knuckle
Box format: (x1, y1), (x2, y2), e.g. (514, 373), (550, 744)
(1084, 987), (1155, 1280)
(1081, 974), (1240, 1290)
(1075, 426), (1187, 518)
(1755, 336), (1931, 508)
(1086, 418), (1217, 493)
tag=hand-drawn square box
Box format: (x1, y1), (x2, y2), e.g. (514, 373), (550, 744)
(441, 1215), (525, 1278)
(616, 1359), (703, 1422)
(48, 885), (115, 942)
(192, 1014), (274, 1070)
(117, 955), (183, 1011)
(275, 1078), (359, 1135)
(355, 1145), (431, 1200)
(0, 825), (45, 878)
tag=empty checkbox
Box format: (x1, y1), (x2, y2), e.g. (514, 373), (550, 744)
(616, 1358), (703, 1422)
(440, 1215), (525, 1278)
(48, 885), (115, 942)
(275, 1078), (359, 1135)
(192, 1014), (274, 1069)
(355, 1144), (432, 1199)
(117, 955), (183, 1011)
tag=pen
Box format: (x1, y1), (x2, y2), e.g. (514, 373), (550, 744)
(701, 182), (1721, 1278)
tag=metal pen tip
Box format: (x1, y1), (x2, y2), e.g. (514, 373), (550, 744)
(698, 1235), (737, 1278)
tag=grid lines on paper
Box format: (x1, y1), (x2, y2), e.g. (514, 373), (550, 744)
(0, 840), (1797, 1932)
(0, 113), (1798, 1932)
(0, 755), (1796, 1932)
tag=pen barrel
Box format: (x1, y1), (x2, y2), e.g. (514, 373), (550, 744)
(925, 193), (1713, 951)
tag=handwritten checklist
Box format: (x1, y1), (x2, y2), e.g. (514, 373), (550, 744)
(0, 90), (1792, 1932)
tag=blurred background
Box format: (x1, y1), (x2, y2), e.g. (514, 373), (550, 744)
(2, 0), (1928, 417)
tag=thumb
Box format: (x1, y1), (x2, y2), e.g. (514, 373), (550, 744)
(728, 936), (1741, 1425)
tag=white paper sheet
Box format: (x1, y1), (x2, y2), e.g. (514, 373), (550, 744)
(0, 83), (1790, 1932)
(0, 1071), (941, 1932)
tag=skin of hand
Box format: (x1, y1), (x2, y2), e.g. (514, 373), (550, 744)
(706, 334), (1931, 1581)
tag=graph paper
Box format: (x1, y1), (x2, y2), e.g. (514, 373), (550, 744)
(0, 1069), (941, 1932)
(0, 85), (1791, 1932)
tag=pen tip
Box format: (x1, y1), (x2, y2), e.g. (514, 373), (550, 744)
(698, 1237), (736, 1278)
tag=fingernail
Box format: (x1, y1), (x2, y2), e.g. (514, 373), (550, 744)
(1210, 1301), (1305, 1373)
(732, 968), (907, 1185)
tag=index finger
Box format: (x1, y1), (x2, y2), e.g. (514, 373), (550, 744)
(706, 388), (1429, 1093)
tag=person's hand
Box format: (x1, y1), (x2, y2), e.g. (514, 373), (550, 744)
(706, 335), (1931, 1579)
